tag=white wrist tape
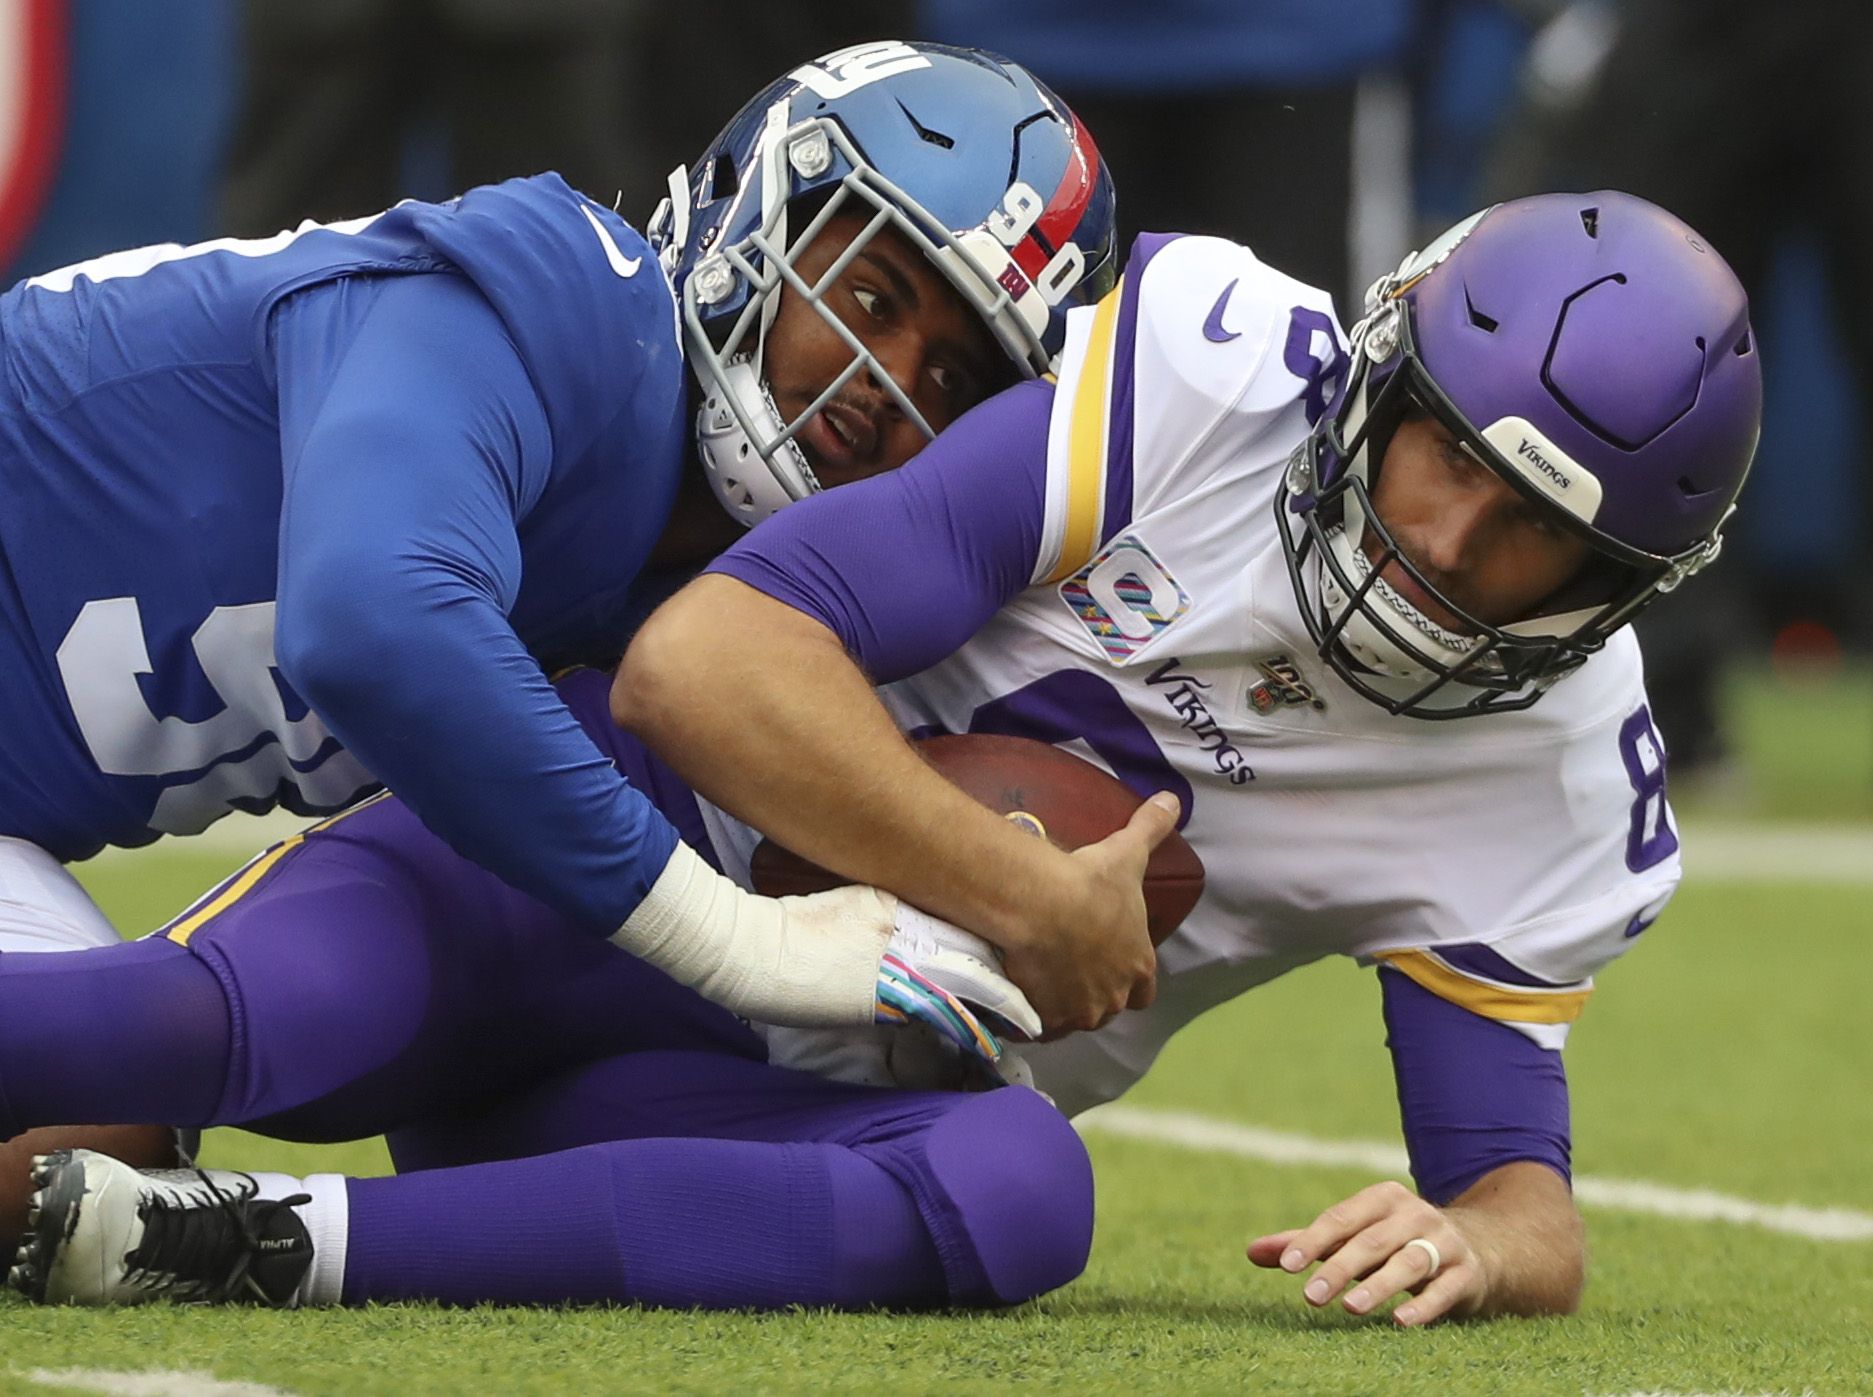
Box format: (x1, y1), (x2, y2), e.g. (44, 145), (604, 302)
(611, 841), (890, 1027)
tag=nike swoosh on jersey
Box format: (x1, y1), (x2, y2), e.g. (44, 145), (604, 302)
(581, 204), (642, 277)
(1202, 278), (1242, 343)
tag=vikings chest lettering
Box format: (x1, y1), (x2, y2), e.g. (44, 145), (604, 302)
(1144, 659), (1253, 785)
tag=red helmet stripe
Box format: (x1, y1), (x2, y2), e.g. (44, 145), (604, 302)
(1011, 111), (1099, 280)
(0, 0), (66, 271)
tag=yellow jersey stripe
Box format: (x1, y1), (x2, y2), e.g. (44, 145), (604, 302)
(1375, 949), (1591, 1026)
(163, 793), (391, 947)
(1044, 279), (1125, 585)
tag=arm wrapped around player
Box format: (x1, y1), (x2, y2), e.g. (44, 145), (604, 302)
(611, 841), (1037, 1071)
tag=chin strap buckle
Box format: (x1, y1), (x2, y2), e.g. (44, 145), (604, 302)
(1659, 506), (1734, 593)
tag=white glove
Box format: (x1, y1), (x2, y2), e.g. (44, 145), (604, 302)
(875, 904), (1042, 1062)
(612, 844), (1039, 1062)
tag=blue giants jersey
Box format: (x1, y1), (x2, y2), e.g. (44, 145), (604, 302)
(0, 174), (688, 929)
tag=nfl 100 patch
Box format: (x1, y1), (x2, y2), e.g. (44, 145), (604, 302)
(1058, 535), (1191, 663)
(1247, 654), (1326, 714)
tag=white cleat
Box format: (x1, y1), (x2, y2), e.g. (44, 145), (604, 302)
(9, 1148), (312, 1306)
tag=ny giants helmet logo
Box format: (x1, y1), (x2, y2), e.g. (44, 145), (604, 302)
(980, 179), (1089, 311)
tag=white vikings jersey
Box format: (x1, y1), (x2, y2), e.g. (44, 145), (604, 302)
(710, 233), (1683, 1117)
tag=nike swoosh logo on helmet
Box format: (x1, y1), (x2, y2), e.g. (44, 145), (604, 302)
(1203, 278), (1242, 343)
(581, 204), (642, 277)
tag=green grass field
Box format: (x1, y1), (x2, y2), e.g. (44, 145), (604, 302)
(2, 666), (1869, 1396)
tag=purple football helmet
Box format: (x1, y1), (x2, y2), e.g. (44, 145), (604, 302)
(648, 40), (1117, 525)
(1277, 191), (1763, 718)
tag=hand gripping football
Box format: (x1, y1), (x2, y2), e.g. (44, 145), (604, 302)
(749, 733), (1205, 945)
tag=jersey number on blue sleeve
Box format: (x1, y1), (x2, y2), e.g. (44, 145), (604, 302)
(55, 598), (373, 834)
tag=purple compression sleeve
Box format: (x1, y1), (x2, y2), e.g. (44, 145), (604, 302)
(706, 379), (1054, 683)
(1379, 964), (1572, 1205)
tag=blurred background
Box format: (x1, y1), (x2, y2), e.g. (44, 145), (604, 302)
(4, 16), (1860, 1375)
(2, 0), (1867, 816)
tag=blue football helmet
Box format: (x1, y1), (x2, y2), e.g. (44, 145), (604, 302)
(648, 40), (1118, 524)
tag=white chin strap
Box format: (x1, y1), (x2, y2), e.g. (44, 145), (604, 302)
(1317, 521), (1604, 693)
(696, 359), (823, 527)
(1319, 524), (1479, 682)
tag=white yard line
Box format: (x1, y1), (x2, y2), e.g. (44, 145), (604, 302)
(75, 812), (1871, 1240)
(21, 1372), (295, 1397)
(82, 816), (1873, 885)
(1679, 823), (1873, 886)
(1077, 1105), (1873, 1244)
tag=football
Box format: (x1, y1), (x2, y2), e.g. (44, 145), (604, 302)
(748, 733), (1205, 945)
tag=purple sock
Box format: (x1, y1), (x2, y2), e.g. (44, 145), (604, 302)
(0, 937), (229, 1134)
(341, 1135), (943, 1309)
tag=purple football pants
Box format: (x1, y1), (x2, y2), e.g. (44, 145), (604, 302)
(0, 791), (760, 1141)
(355, 1052), (1090, 1308)
(0, 795), (1093, 1308)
